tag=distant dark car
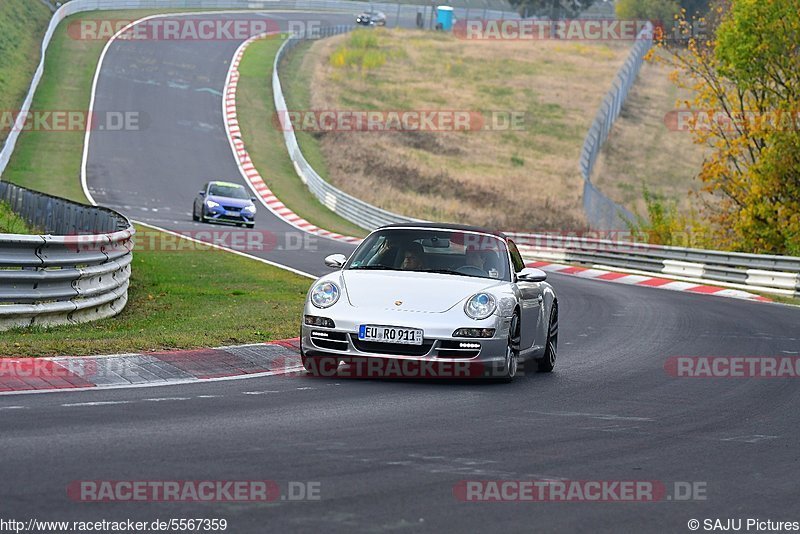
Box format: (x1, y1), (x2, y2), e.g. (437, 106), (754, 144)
(193, 181), (256, 228)
(356, 11), (387, 26)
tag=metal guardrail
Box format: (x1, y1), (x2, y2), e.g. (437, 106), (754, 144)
(272, 24), (800, 297)
(508, 232), (800, 297)
(579, 22), (653, 230)
(274, 27), (421, 230)
(0, 182), (135, 330)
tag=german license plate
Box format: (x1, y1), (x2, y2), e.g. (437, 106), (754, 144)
(225, 211), (239, 217)
(358, 325), (423, 345)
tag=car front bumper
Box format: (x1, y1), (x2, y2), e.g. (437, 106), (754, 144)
(301, 306), (512, 378)
(203, 206), (254, 224)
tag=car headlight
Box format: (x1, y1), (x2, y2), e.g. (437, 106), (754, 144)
(243, 205), (256, 214)
(464, 293), (496, 320)
(205, 200), (220, 209)
(311, 281), (340, 308)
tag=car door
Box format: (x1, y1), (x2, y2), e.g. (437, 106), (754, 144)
(508, 240), (544, 351)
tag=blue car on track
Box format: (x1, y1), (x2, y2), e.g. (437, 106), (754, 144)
(193, 181), (257, 228)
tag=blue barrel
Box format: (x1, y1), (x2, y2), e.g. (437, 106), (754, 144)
(436, 6), (454, 31)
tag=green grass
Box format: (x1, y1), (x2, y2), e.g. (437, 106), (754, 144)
(0, 225), (312, 357)
(0, 0), (53, 148)
(0, 201), (36, 234)
(236, 36), (367, 238)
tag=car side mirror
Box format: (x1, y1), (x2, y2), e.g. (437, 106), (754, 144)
(518, 267), (547, 282)
(324, 254), (347, 269)
(198, 191), (206, 196)
(251, 197), (257, 202)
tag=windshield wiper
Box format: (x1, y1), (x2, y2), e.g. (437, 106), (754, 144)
(419, 268), (482, 278)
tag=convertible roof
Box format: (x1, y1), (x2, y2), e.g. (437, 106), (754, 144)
(379, 222), (507, 239)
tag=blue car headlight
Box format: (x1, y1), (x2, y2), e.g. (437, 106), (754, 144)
(464, 293), (496, 320)
(243, 205), (256, 215)
(311, 281), (340, 308)
(205, 200), (221, 209)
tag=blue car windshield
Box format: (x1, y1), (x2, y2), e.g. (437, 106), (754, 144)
(346, 229), (511, 281)
(208, 184), (250, 199)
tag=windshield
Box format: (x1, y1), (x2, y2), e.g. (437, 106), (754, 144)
(208, 183), (250, 200)
(346, 228), (510, 281)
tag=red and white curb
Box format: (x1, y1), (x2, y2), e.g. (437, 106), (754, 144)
(527, 261), (772, 303)
(224, 33), (362, 245)
(0, 339), (304, 395)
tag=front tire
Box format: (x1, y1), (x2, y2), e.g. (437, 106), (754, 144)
(537, 303), (558, 373)
(497, 312), (520, 382)
(300, 341), (340, 376)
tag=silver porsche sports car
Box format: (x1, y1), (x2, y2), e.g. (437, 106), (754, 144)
(301, 223), (558, 381)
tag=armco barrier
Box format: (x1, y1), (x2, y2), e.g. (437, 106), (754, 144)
(274, 28), (421, 230)
(0, 182), (134, 330)
(273, 25), (800, 297)
(508, 232), (800, 297)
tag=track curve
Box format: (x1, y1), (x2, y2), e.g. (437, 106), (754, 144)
(2, 11), (799, 533)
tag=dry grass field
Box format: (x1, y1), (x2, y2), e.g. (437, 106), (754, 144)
(304, 29), (634, 231)
(592, 55), (709, 216)
(298, 29), (707, 231)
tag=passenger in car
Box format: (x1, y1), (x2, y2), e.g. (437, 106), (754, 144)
(400, 242), (427, 270)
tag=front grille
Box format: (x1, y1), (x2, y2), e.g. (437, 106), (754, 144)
(436, 340), (481, 359)
(222, 206), (242, 212)
(311, 330), (348, 351)
(350, 335), (433, 356)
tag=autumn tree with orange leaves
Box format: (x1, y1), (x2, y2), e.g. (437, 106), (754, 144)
(656, 0), (799, 254)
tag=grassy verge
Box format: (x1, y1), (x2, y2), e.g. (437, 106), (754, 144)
(0, 0), (53, 147)
(0, 225), (311, 357)
(237, 37), (367, 238)
(0, 201), (36, 234)
(1, 10), (315, 356)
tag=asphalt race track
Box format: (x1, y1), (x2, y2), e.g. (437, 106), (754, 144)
(2, 12), (799, 534)
(84, 12), (363, 275)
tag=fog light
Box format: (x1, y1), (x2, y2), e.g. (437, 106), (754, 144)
(459, 342), (480, 349)
(305, 315), (335, 328)
(453, 328), (495, 338)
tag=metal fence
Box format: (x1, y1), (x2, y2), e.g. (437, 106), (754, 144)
(579, 22), (654, 230)
(0, 182), (134, 330)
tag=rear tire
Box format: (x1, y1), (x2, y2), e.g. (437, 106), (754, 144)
(537, 304), (558, 373)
